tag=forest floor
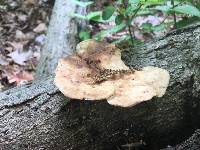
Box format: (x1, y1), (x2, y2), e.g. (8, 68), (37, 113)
(0, 0), (53, 90)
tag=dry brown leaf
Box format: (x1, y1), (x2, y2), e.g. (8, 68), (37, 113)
(33, 23), (47, 33)
(6, 41), (24, 51)
(15, 30), (26, 41)
(23, 0), (38, 7)
(4, 47), (13, 52)
(8, 50), (33, 65)
(8, 71), (34, 85)
(0, 54), (9, 66)
(17, 14), (28, 22)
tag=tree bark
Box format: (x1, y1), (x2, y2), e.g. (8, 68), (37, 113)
(167, 129), (200, 150)
(0, 23), (200, 150)
(35, 0), (89, 78)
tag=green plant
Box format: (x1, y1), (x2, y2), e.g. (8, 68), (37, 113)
(71, 0), (200, 46)
(79, 30), (91, 41)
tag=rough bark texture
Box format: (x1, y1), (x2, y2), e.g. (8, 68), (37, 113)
(35, 0), (79, 78)
(175, 129), (200, 150)
(0, 23), (200, 150)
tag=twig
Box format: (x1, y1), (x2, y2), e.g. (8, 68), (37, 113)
(129, 4), (143, 46)
(160, 15), (169, 24)
(128, 25), (134, 45)
(121, 0), (134, 46)
(171, 0), (177, 28)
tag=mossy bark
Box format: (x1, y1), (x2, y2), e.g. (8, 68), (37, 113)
(0, 23), (200, 150)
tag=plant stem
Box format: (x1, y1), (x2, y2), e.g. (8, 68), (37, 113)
(128, 25), (134, 45)
(131, 4), (143, 20)
(128, 4), (142, 46)
(171, 0), (177, 28)
(121, 0), (134, 45)
(121, 0), (142, 46)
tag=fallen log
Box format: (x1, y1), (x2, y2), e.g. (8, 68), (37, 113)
(174, 129), (200, 150)
(0, 23), (200, 149)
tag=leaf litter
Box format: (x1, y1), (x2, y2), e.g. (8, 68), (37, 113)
(0, 0), (53, 91)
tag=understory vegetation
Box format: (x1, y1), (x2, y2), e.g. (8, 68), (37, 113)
(72, 0), (200, 47)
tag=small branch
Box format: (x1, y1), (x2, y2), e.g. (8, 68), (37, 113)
(117, 0), (142, 46)
(160, 15), (169, 24)
(128, 4), (143, 46)
(131, 4), (143, 20)
(128, 25), (134, 45)
(121, 0), (134, 46)
(171, 0), (177, 28)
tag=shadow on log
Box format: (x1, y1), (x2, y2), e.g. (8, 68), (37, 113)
(0, 23), (200, 149)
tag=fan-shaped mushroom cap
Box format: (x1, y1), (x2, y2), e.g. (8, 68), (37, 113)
(76, 40), (129, 70)
(55, 40), (170, 107)
(76, 39), (109, 57)
(55, 56), (115, 100)
(107, 67), (170, 107)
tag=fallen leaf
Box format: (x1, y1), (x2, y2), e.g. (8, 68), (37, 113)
(25, 32), (36, 40)
(6, 41), (24, 51)
(8, 71), (34, 85)
(4, 47), (13, 52)
(33, 23), (47, 33)
(0, 54), (9, 66)
(15, 30), (26, 41)
(35, 34), (46, 45)
(23, 0), (38, 7)
(17, 14), (28, 22)
(134, 15), (161, 27)
(8, 50), (33, 65)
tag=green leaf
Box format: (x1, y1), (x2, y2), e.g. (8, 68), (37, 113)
(88, 12), (116, 23)
(102, 6), (116, 20)
(128, 0), (140, 5)
(140, 23), (153, 32)
(176, 17), (199, 28)
(115, 15), (124, 25)
(125, 5), (138, 16)
(140, 0), (164, 5)
(94, 23), (126, 40)
(137, 9), (156, 15)
(114, 35), (131, 44)
(79, 31), (91, 41)
(173, 4), (200, 17)
(69, 13), (87, 20)
(70, 11), (102, 22)
(114, 35), (144, 47)
(86, 11), (101, 21)
(154, 5), (171, 12)
(70, 11), (115, 23)
(116, 0), (123, 5)
(152, 23), (167, 31)
(71, 0), (93, 7)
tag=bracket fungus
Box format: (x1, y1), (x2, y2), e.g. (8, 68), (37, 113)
(54, 40), (170, 107)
